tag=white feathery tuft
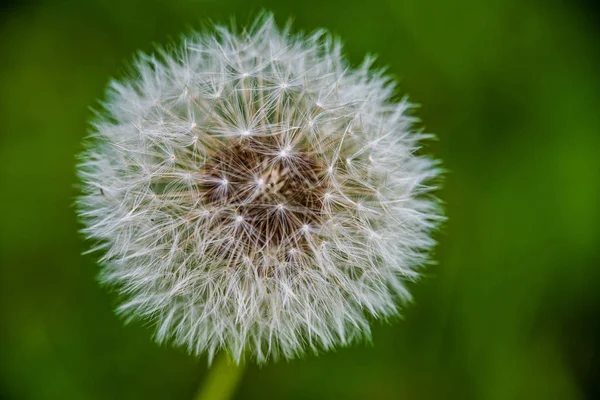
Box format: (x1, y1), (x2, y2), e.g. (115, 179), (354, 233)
(77, 14), (444, 364)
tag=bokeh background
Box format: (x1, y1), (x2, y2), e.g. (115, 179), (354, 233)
(1, 0), (599, 399)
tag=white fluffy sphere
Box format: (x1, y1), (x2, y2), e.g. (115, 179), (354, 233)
(77, 15), (443, 364)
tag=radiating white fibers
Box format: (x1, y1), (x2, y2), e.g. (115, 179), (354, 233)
(77, 14), (444, 364)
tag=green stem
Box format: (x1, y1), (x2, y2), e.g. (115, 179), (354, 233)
(194, 353), (245, 400)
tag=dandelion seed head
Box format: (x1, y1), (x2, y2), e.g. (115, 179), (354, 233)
(77, 14), (443, 364)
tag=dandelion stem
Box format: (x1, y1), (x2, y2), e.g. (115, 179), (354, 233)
(195, 353), (245, 400)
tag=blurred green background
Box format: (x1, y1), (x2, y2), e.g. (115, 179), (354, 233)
(1, 0), (599, 399)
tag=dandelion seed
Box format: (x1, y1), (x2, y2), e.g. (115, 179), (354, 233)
(77, 13), (443, 365)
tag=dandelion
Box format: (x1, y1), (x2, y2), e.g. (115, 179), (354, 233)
(77, 14), (443, 365)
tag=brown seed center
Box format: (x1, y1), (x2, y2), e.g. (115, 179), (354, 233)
(201, 138), (326, 249)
